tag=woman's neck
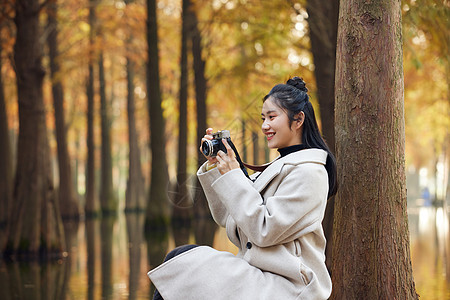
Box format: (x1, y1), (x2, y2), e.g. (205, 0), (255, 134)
(277, 144), (307, 157)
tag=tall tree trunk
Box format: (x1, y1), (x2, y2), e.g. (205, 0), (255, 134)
(188, 0), (216, 246)
(85, 0), (99, 216)
(331, 1), (418, 299)
(124, 0), (145, 212)
(145, 0), (170, 229)
(47, 0), (79, 220)
(125, 55), (145, 212)
(6, 0), (65, 259)
(0, 36), (13, 251)
(99, 50), (116, 214)
(305, 0), (339, 274)
(171, 0), (192, 246)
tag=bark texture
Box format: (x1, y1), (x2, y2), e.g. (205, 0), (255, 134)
(7, 0), (65, 258)
(331, 1), (418, 299)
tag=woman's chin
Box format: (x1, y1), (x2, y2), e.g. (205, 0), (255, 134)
(267, 141), (277, 149)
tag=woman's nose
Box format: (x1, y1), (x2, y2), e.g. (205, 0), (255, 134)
(261, 121), (270, 131)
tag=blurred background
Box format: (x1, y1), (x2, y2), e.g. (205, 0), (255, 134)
(0, 0), (448, 299)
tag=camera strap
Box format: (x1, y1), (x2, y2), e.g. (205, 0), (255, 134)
(228, 141), (273, 180)
(228, 141), (251, 179)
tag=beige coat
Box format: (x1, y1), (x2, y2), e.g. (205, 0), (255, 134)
(148, 149), (331, 300)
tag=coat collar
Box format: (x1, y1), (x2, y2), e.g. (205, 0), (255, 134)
(252, 148), (328, 193)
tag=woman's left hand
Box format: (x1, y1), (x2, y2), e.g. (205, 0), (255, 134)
(216, 139), (240, 175)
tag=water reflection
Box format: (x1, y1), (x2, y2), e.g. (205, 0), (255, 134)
(408, 206), (450, 299)
(0, 207), (448, 299)
(126, 213), (144, 300)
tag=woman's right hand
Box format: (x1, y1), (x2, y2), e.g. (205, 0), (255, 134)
(200, 128), (218, 165)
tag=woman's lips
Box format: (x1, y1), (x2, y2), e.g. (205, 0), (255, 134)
(266, 133), (275, 141)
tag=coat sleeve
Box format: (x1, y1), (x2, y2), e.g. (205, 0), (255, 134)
(197, 162), (229, 227)
(211, 163), (328, 247)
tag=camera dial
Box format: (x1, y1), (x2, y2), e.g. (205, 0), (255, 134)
(202, 130), (230, 157)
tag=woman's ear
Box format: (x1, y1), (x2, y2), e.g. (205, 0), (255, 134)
(295, 111), (305, 129)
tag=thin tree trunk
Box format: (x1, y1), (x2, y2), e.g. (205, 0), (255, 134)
(85, 0), (99, 216)
(125, 56), (145, 212)
(145, 0), (170, 229)
(252, 131), (259, 165)
(188, 0), (216, 246)
(332, 1), (418, 298)
(0, 36), (13, 250)
(124, 0), (145, 212)
(171, 0), (192, 246)
(99, 50), (115, 214)
(6, 0), (65, 259)
(47, 0), (79, 220)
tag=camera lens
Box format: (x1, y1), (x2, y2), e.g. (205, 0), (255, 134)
(202, 140), (214, 157)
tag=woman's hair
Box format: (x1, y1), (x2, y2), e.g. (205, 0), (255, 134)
(263, 76), (337, 198)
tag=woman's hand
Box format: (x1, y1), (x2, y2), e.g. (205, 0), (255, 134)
(216, 138), (240, 175)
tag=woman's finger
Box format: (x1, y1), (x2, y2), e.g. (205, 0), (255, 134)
(221, 139), (235, 158)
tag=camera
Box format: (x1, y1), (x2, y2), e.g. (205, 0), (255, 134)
(201, 130), (231, 157)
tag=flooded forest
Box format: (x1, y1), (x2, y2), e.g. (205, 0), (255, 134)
(0, 0), (448, 299)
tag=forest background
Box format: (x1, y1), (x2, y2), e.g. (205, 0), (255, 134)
(0, 0), (449, 298)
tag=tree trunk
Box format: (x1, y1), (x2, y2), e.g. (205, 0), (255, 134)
(331, 1), (418, 299)
(172, 0), (192, 246)
(305, 0), (339, 274)
(306, 0), (339, 153)
(125, 56), (146, 212)
(6, 0), (65, 259)
(145, 0), (170, 229)
(0, 36), (13, 250)
(85, 0), (99, 216)
(47, 0), (79, 220)
(99, 50), (116, 214)
(124, 1), (145, 212)
(252, 131), (259, 165)
(189, 0), (216, 246)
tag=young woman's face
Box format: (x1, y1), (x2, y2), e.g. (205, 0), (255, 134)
(261, 97), (302, 149)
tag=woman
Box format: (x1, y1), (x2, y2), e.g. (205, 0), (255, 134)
(148, 77), (337, 300)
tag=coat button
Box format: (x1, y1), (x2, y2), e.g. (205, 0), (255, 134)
(246, 242), (252, 249)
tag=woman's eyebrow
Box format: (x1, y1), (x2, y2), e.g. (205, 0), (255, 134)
(261, 110), (277, 116)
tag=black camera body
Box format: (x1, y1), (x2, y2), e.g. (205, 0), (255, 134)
(201, 130), (231, 157)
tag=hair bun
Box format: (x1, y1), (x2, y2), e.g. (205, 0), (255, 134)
(287, 77), (308, 93)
